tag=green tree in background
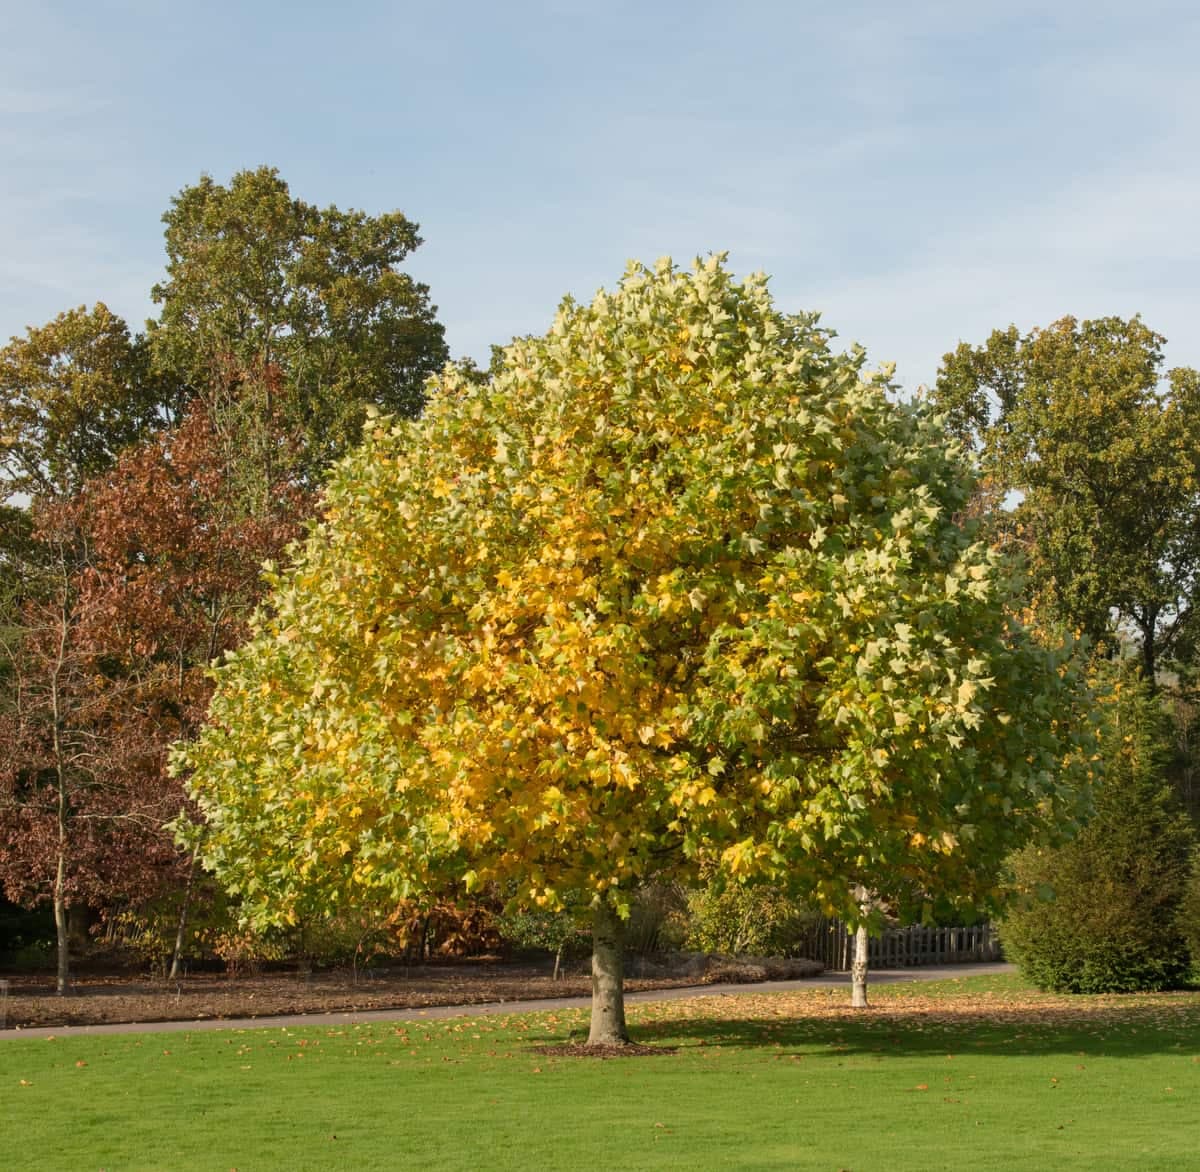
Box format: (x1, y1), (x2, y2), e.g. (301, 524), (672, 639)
(1002, 666), (1196, 992)
(933, 316), (1200, 682)
(0, 165), (452, 982)
(0, 303), (171, 502)
(148, 166), (448, 477)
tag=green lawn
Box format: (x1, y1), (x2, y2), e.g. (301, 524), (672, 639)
(2, 975), (1198, 1171)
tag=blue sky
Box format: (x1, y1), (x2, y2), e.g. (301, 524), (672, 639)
(2, 0), (1197, 393)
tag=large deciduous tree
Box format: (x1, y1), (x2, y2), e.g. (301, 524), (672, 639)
(932, 316), (1200, 682)
(0, 303), (176, 988)
(148, 166), (449, 476)
(178, 257), (1094, 1045)
(1, 170), (450, 979)
(0, 406), (307, 987)
(0, 499), (187, 992)
(0, 302), (171, 502)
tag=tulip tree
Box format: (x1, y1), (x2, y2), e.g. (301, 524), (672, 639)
(177, 257), (1095, 1045)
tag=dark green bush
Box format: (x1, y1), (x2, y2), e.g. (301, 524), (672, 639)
(497, 902), (588, 974)
(1178, 849), (1200, 975)
(1001, 672), (1195, 993)
(685, 879), (818, 957)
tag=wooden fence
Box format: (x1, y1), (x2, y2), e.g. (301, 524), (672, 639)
(802, 920), (1001, 971)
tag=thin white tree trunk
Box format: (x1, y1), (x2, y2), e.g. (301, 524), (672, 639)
(850, 920), (869, 1008)
(850, 884), (871, 1009)
(587, 902), (630, 1046)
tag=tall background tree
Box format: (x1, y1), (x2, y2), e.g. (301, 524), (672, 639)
(932, 316), (1200, 683)
(0, 303), (180, 987)
(936, 315), (1200, 986)
(0, 167), (449, 983)
(0, 303), (171, 503)
(148, 166), (449, 478)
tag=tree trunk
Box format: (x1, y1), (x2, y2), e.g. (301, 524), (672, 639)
(553, 940), (565, 982)
(53, 851), (69, 996)
(587, 902), (630, 1046)
(850, 920), (869, 1008)
(850, 884), (871, 1009)
(52, 651), (70, 997)
(1141, 617), (1157, 691)
(168, 853), (198, 980)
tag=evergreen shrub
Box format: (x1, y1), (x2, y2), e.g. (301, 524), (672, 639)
(1001, 673), (1195, 993)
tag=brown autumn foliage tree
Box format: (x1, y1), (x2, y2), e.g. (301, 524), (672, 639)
(0, 498), (205, 990)
(0, 502), (119, 992)
(0, 303), (178, 990)
(0, 401), (308, 985)
(2, 170), (450, 982)
(82, 402), (309, 966)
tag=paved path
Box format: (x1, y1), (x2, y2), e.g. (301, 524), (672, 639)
(0, 962), (1015, 1040)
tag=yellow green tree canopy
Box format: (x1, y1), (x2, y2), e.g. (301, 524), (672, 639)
(176, 257), (1094, 1043)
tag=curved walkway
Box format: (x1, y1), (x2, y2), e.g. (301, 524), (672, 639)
(0, 962), (1014, 1040)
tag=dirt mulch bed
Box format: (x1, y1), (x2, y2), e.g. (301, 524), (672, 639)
(0, 961), (709, 1030)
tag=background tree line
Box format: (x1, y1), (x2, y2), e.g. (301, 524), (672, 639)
(931, 319), (1200, 990)
(1, 167), (1197, 996)
(0, 167), (448, 989)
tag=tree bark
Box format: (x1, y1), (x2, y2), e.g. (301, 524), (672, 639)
(1141, 617), (1158, 691)
(850, 920), (869, 1008)
(850, 884), (871, 1009)
(51, 583), (71, 997)
(168, 852), (198, 980)
(587, 902), (630, 1046)
(53, 848), (69, 996)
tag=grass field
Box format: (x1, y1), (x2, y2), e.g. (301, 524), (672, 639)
(2, 974), (1198, 1171)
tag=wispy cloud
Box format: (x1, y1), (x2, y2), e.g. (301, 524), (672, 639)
(0, 0), (1197, 386)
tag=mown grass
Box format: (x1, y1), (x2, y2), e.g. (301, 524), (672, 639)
(2, 974), (1198, 1171)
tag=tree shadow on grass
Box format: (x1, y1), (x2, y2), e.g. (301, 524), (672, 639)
(623, 999), (1200, 1061)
